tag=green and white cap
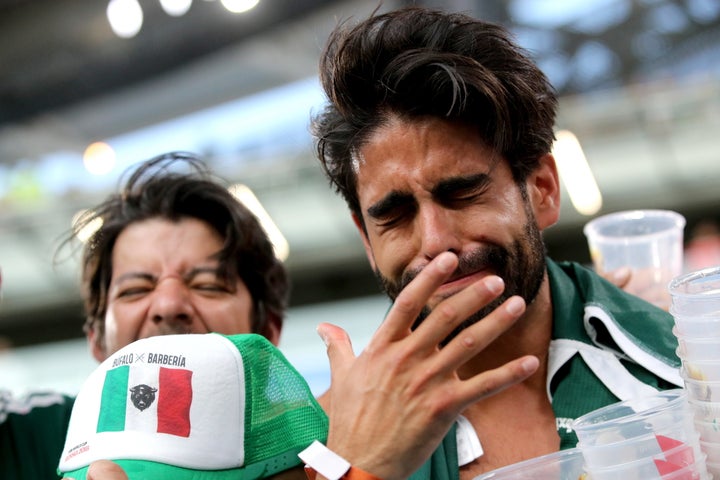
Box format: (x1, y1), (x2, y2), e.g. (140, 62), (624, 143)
(58, 333), (328, 479)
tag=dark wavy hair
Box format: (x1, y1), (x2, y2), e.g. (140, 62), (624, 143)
(64, 152), (289, 341)
(312, 6), (558, 220)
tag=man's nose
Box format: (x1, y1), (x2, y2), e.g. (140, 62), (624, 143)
(417, 205), (462, 259)
(148, 278), (194, 325)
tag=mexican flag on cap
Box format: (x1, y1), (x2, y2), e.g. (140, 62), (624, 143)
(98, 364), (193, 437)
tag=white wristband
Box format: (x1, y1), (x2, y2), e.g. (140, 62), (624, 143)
(298, 440), (352, 480)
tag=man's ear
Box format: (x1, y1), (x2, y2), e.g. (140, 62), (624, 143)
(260, 312), (283, 346)
(527, 153), (561, 229)
(352, 212), (377, 271)
(87, 325), (107, 363)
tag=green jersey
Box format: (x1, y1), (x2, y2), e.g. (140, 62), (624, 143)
(1, 390), (74, 480)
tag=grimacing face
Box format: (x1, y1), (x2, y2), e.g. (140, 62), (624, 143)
(352, 116), (559, 335)
(88, 217), (277, 361)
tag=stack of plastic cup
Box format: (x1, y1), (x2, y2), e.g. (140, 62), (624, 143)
(670, 266), (720, 477)
(473, 447), (588, 479)
(572, 389), (710, 479)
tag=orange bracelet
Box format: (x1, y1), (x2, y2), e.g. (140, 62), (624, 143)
(304, 465), (383, 480)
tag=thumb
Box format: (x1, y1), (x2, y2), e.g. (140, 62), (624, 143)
(86, 460), (129, 480)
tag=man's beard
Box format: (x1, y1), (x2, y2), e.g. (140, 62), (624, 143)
(374, 215), (546, 342)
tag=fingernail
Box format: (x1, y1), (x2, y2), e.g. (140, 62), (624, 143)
(316, 325), (329, 346)
(505, 296), (525, 315)
(484, 276), (504, 295)
(522, 356), (539, 374)
(437, 252), (455, 273)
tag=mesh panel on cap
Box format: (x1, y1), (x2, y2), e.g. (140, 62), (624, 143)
(225, 334), (329, 468)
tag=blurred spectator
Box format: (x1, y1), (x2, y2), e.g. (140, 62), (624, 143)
(1, 152), (291, 480)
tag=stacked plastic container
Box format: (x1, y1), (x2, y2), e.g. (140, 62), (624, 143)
(473, 447), (587, 479)
(670, 266), (720, 478)
(475, 389), (710, 479)
(572, 389), (709, 479)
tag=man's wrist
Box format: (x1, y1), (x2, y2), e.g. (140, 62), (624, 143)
(299, 440), (382, 480)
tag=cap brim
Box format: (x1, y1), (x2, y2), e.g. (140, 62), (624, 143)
(61, 458), (290, 480)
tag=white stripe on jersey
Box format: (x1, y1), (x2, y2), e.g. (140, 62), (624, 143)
(0, 389), (68, 423)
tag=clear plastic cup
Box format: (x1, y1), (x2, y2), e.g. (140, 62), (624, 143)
(579, 426), (700, 469)
(675, 328), (720, 361)
(671, 310), (720, 338)
(572, 389), (692, 447)
(472, 447), (587, 479)
(700, 440), (720, 464)
(681, 368), (720, 402)
(689, 398), (720, 424)
(695, 418), (720, 443)
(584, 443), (707, 480)
(583, 209), (685, 310)
(669, 266), (720, 317)
(707, 459), (720, 479)
(681, 358), (720, 382)
(660, 463), (710, 480)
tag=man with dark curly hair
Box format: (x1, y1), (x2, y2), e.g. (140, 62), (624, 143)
(1, 152), (291, 479)
(307, 6), (682, 479)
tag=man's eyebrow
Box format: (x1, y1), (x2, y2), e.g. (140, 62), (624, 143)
(432, 173), (492, 197)
(113, 272), (155, 284)
(366, 191), (415, 219)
